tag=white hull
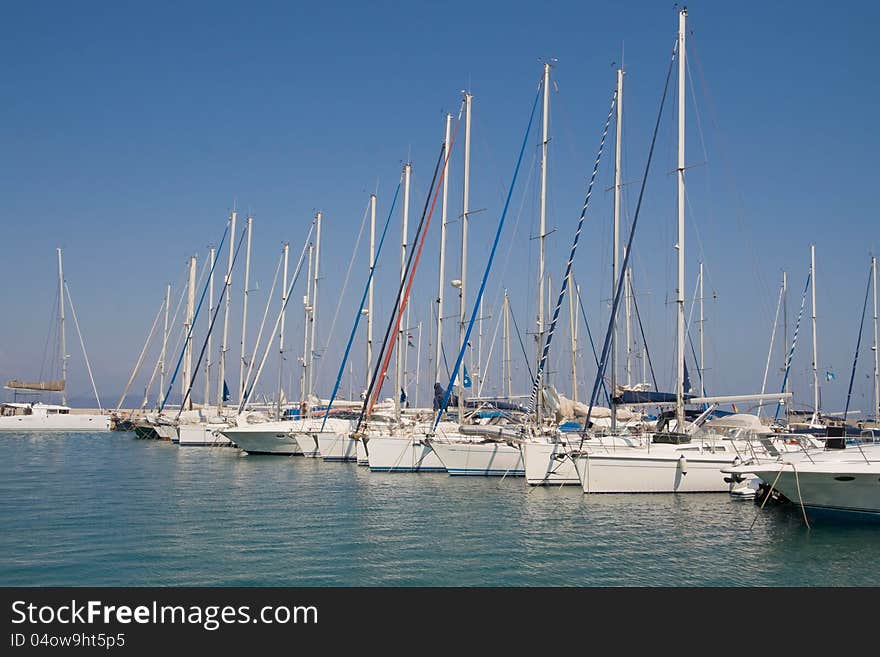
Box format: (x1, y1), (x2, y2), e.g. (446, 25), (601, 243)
(576, 447), (737, 493)
(223, 422), (302, 456)
(293, 433), (321, 457)
(0, 413), (110, 432)
(153, 424), (177, 441)
(0, 402), (110, 432)
(725, 444), (880, 516)
(522, 440), (582, 485)
(752, 469), (880, 515)
(316, 433), (358, 461)
(177, 423), (232, 447)
(356, 439), (369, 465)
(430, 441), (524, 476)
(366, 436), (447, 473)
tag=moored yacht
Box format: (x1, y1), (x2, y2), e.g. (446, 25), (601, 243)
(0, 402), (111, 432)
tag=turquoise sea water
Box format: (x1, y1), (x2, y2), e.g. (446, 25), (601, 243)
(1, 432), (879, 586)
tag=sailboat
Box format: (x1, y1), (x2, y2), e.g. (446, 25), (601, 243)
(565, 7), (797, 494)
(1, 249), (110, 432)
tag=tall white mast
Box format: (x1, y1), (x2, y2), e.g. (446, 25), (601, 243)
(308, 212), (322, 407)
(217, 210), (236, 413)
(783, 270), (789, 394)
(810, 243), (819, 425)
(436, 113), (452, 384)
(503, 289), (512, 399)
(699, 261), (705, 397)
(184, 254), (196, 410)
(159, 282), (171, 405)
(278, 242), (289, 418)
(568, 269), (578, 403)
(477, 298), (483, 393)
(367, 194), (376, 391)
(624, 257), (633, 387)
(396, 164), (411, 422)
(675, 7), (687, 433)
(204, 245), (215, 407)
(458, 93), (472, 422)
(612, 66), (624, 429)
(537, 64), (550, 422)
(56, 248), (67, 406)
(415, 321), (422, 407)
(239, 215), (253, 406)
(301, 242), (313, 405)
(872, 255), (879, 421)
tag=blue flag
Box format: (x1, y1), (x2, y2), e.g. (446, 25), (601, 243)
(222, 380), (231, 402)
(462, 365), (472, 389)
(825, 371), (835, 382)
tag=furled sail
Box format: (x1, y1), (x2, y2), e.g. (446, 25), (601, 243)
(4, 379), (65, 392)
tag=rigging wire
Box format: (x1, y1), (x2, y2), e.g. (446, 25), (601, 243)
(844, 264), (874, 421)
(321, 183), (401, 430)
(581, 37), (678, 448)
(158, 221), (230, 414)
(177, 224), (249, 419)
(363, 127), (456, 424)
(527, 86), (617, 414)
(435, 81), (543, 430)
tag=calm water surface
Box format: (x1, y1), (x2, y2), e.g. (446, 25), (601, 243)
(1, 432), (878, 586)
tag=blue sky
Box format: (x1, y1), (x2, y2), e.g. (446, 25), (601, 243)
(1, 1), (878, 417)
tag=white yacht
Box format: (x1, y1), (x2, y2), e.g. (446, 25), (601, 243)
(0, 402), (111, 432)
(722, 431), (880, 518)
(220, 417), (305, 455)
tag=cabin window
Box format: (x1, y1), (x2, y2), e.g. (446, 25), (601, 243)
(47, 409), (57, 414)
(59, 409), (69, 414)
(834, 476), (855, 482)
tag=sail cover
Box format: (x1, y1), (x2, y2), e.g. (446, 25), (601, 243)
(4, 379), (65, 392)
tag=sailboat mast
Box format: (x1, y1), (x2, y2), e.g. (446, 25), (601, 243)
(159, 282), (170, 405)
(367, 194), (376, 391)
(239, 216), (253, 406)
(675, 7), (687, 432)
(782, 270), (788, 390)
(436, 113), (452, 384)
(56, 248), (67, 406)
(308, 212), (322, 407)
(205, 245), (215, 407)
(504, 289), (512, 399)
(278, 242), (289, 418)
(699, 261), (705, 397)
(217, 210), (236, 413)
(873, 255), (878, 421)
(458, 93), (472, 422)
(810, 244), (819, 424)
(397, 164), (411, 422)
(537, 64), (550, 423)
(184, 254), (196, 410)
(568, 270), (578, 403)
(301, 243), (313, 405)
(625, 260), (632, 387)
(612, 66), (623, 429)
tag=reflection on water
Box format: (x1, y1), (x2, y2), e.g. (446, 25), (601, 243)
(1, 433), (879, 586)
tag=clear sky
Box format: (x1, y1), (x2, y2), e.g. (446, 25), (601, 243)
(1, 1), (878, 418)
